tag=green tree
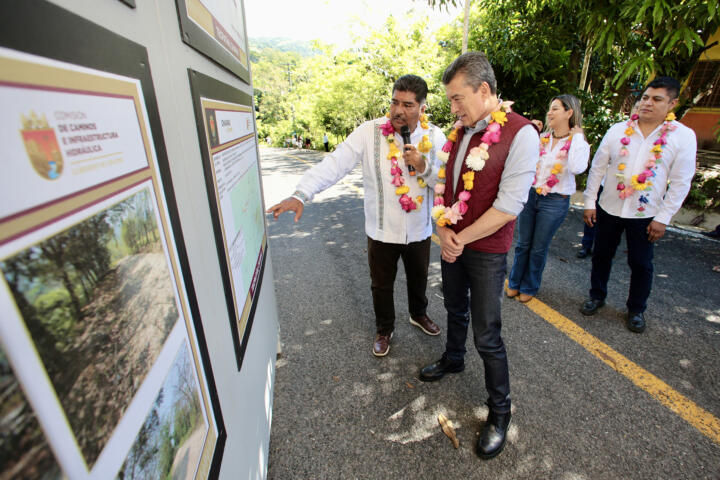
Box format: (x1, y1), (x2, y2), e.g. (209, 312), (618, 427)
(118, 407), (161, 479)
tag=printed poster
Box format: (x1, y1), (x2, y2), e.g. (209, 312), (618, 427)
(202, 97), (266, 369)
(177, 0), (250, 81)
(188, 70), (266, 369)
(0, 44), (221, 479)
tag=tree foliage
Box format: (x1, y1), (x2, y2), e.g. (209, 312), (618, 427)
(252, 14), (454, 147)
(253, 1), (717, 179)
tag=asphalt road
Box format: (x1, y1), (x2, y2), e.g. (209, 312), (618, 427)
(259, 147), (720, 480)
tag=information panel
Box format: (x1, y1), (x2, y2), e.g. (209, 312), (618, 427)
(189, 70), (266, 370)
(176, 0), (250, 82)
(0, 2), (225, 478)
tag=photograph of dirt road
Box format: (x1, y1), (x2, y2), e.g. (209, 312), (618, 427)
(0, 187), (179, 468)
(0, 344), (62, 480)
(117, 342), (206, 480)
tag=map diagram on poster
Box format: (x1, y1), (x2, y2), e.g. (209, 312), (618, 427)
(199, 96), (266, 367)
(215, 133), (264, 300)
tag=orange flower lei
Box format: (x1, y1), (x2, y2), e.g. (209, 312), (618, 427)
(534, 133), (572, 195)
(615, 112), (676, 215)
(431, 101), (513, 226)
(379, 113), (433, 212)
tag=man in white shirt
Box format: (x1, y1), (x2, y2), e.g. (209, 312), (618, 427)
(580, 77), (697, 333)
(267, 75), (446, 356)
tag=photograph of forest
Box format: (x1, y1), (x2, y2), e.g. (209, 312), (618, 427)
(0, 187), (179, 467)
(0, 345), (62, 480)
(117, 342), (206, 480)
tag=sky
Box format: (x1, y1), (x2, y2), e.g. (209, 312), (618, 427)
(244, 0), (463, 49)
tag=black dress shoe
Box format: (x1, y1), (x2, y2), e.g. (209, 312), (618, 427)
(418, 354), (464, 382)
(626, 311), (646, 333)
(576, 247), (591, 258)
(477, 410), (511, 459)
(580, 298), (605, 316)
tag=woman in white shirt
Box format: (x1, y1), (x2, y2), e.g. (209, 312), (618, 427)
(507, 94), (590, 302)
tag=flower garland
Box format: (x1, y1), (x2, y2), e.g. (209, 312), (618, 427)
(534, 133), (572, 195)
(431, 101), (514, 226)
(615, 112), (677, 214)
(378, 113), (433, 212)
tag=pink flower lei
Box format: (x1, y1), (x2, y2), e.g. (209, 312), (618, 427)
(378, 114), (432, 212)
(533, 132), (572, 195)
(615, 112), (677, 214)
(431, 101), (514, 226)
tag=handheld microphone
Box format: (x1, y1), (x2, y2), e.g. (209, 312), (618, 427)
(400, 125), (415, 176)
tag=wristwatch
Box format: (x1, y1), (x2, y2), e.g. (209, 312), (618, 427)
(291, 190), (309, 204)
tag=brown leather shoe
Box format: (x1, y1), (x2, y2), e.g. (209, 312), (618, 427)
(373, 333), (392, 357)
(410, 315), (441, 336)
(505, 286), (519, 298)
(517, 293), (533, 303)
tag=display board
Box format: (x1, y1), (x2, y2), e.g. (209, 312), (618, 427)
(0, 1), (225, 478)
(175, 0), (250, 82)
(188, 70), (267, 370)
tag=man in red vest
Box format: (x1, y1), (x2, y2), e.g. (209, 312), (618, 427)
(419, 52), (539, 459)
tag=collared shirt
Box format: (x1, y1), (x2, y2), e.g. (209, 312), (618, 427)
(584, 120), (696, 224)
(294, 117), (447, 244)
(535, 132), (590, 195)
(452, 116), (539, 216)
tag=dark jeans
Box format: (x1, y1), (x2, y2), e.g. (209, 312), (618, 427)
(590, 206), (654, 313)
(581, 185), (603, 250)
(581, 222), (597, 250)
(441, 249), (510, 413)
(367, 236), (430, 335)
(508, 189), (569, 295)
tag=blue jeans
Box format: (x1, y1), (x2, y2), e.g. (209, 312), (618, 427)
(590, 206), (654, 313)
(508, 189), (570, 296)
(441, 249), (510, 413)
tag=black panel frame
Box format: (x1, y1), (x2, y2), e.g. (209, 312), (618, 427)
(175, 0), (251, 83)
(0, 0), (226, 477)
(187, 68), (266, 371)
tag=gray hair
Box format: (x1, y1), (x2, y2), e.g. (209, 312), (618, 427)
(442, 52), (497, 95)
(551, 94), (583, 128)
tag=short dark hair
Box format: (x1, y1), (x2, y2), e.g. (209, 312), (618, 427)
(442, 51), (497, 95)
(393, 75), (428, 104)
(645, 76), (681, 99)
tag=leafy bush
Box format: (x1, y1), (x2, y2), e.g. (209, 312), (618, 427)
(684, 169), (720, 211)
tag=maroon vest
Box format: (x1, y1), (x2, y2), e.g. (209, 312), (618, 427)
(443, 111), (533, 253)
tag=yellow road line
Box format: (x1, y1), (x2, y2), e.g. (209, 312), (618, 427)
(524, 298), (720, 445)
(284, 153), (720, 445)
(281, 152), (312, 165)
(428, 234), (720, 444)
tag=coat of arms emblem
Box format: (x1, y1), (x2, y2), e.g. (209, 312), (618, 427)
(20, 110), (63, 180)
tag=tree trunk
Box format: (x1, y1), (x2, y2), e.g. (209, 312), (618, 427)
(42, 243), (82, 319)
(462, 0), (471, 54)
(580, 41), (593, 91)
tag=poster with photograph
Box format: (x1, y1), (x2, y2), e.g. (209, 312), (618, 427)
(0, 2), (224, 478)
(175, 0), (250, 82)
(0, 343), (63, 480)
(189, 70), (266, 370)
(117, 341), (207, 479)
